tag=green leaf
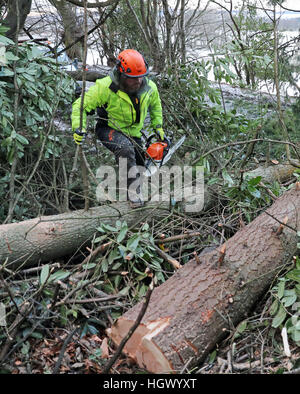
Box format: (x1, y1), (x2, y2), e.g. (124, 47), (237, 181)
(208, 350), (217, 364)
(5, 52), (19, 61)
(49, 270), (70, 283)
(247, 176), (262, 187)
(270, 299), (279, 316)
(132, 265), (146, 276)
(126, 233), (141, 252)
(7, 147), (15, 165)
(118, 245), (127, 258)
(67, 308), (78, 318)
(141, 223), (149, 231)
(39, 97), (50, 112)
(237, 320), (247, 334)
(117, 223), (128, 243)
(271, 304), (287, 328)
(286, 269), (300, 283)
(82, 263), (96, 270)
(0, 68), (14, 77)
(114, 274), (122, 289)
(282, 294), (297, 308)
(0, 34), (14, 45)
(136, 273), (148, 281)
(108, 247), (120, 264)
(102, 259), (108, 273)
(112, 262), (122, 270)
(21, 341), (30, 355)
(97, 223), (117, 233)
(30, 331), (44, 339)
(16, 133), (29, 145)
(119, 286), (130, 295)
(40, 264), (50, 285)
(278, 280), (285, 299)
(16, 67), (27, 73)
(23, 72), (35, 82)
(41, 64), (50, 74)
(0, 25), (9, 34)
(94, 234), (107, 243)
(248, 187), (261, 198)
(222, 169), (234, 186)
(31, 46), (43, 59)
(291, 329), (300, 343)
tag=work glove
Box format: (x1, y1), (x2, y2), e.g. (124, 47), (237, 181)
(154, 126), (164, 141)
(73, 128), (86, 145)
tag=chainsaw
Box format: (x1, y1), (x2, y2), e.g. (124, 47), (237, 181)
(143, 132), (186, 177)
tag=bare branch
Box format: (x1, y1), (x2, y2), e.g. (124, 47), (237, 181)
(124, 0), (152, 49)
(275, 1), (300, 13)
(65, 0), (119, 8)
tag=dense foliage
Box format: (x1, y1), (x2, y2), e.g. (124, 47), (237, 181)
(0, 30), (75, 221)
(0, 35), (74, 163)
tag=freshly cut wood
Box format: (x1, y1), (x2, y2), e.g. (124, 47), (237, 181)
(0, 202), (170, 269)
(107, 183), (300, 374)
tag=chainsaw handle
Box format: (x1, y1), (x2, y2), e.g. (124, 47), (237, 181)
(145, 134), (171, 149)
(145, 133), (159, 146)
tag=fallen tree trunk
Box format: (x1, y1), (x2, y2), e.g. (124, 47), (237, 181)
(245, 161), (300, 184)
(0, 202), (170, 270)
(106, 183), (300, 374)
(68, 68), (108, 82)
(0, 161), (297, 269)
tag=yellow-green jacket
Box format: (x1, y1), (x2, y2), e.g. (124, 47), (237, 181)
(71, 71), (163, 138)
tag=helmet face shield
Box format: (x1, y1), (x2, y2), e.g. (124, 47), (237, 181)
(122, 72), (148, 79)
(117, 49), (149, 78)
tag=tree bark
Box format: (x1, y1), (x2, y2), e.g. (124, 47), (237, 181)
(2, 0), (32, 40)
(67, 66), (110, 81)
(50, 0), (84, 61)
(106, 183), (300, 373)
(0, 202), (170, 270)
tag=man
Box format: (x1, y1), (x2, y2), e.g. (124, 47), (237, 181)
(71, 49), (164, 208)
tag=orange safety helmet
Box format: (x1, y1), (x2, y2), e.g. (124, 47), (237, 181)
(146, 141), (168, 161)
(117, 49), (149, 78)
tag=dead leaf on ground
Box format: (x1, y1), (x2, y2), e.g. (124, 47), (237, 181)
(100, 337), (110, 359)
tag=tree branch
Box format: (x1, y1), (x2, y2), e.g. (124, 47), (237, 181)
(52, 326), (80, 374)
(275, 2), (300, 13)
(192, 138), (300, 164)
(65, 0), (119, 8)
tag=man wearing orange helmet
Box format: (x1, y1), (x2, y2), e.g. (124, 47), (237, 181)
(72, 49), (164, 208)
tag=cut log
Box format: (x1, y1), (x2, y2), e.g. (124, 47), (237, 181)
(0, 202), (170, 270)
(106, 183), (300, 374)
(245, 161), (299, 184)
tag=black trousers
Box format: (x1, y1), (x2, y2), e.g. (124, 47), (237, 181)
(96, 125), (145, 200)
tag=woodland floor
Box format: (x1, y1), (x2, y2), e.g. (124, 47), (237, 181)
(1, 291), (299, 375)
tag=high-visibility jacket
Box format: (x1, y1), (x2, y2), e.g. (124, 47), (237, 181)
(71, 72), (163, 138)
